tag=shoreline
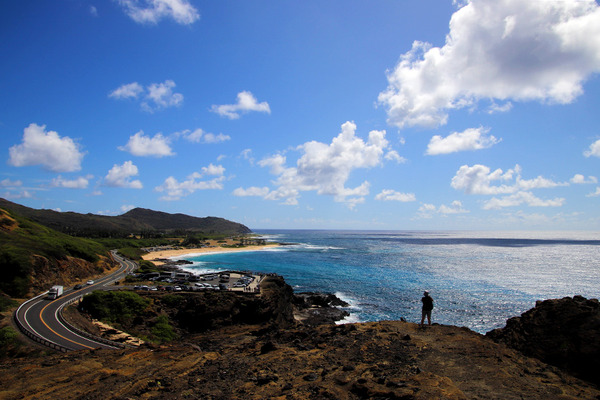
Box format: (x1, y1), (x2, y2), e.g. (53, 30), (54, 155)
(142, 243), (281, 266)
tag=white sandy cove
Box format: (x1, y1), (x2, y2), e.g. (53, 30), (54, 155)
(142, 243), (281, 266)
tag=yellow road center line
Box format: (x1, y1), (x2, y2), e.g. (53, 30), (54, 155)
(40, 296), (95, 350)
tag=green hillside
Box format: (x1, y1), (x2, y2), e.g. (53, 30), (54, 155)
(0, 208), (110, 297)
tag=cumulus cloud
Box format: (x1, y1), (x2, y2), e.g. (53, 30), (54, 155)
(584, 139), (600, 157)
(452, 163), (570, 209)
(211, 91), (271, 119)
(418, 201), (468, 218)
(109, 80), (183, 112)
(384, 150), (407, 163)
(570, 174), (597, 184)
(375, 189), (416, 202)
(119, 131), (174, 157)
(236, 121), (391, 208)
(8, 123), (85, 172)
(104, 161), (143, 188)
(155, 164), (225, 200)
(142, 80), (183, 112)
(117, 0), (199, 25)
(178, 128), (230, 144)
(587, 187), (600, 197)
(379, 0), (600, 128)
(451, 164), (567, 195)
(50, 176), (90, 189)
(426, 127), (500, 155)
(233, 186), (270, 197)
(483, 192), (565, 210)
(108, 82), (144, 99)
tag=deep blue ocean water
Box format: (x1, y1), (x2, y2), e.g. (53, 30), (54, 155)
(174, 230), (600, 333)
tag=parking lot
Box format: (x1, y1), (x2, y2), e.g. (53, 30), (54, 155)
(131, 271), (262, 293)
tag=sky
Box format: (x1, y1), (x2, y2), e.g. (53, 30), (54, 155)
(1, 0), (600, 231)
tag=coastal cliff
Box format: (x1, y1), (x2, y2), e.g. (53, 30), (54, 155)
(2, 277), (599, 399)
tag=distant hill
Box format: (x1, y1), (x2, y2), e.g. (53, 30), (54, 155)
(0, 199), (251, 237)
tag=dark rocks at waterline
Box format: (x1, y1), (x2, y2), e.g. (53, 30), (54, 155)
(487, 295), (600, 386)
(293, 292), (351, 326)
(293, 292), (350, 308)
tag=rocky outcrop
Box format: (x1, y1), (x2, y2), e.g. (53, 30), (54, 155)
(293, 292), (350, 325)
(487, 295), (600, 385)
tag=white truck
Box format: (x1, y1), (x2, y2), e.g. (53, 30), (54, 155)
(47, 285), (63, 300)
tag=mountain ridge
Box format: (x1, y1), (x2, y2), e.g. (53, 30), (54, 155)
(0, 198), (251, 237)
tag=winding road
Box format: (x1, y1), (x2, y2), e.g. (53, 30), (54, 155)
(14, 250), (138, 352)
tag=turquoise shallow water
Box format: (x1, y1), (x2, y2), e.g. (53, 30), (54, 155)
(174, 230), (600, 333)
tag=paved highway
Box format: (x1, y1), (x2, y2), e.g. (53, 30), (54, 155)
(14, 250), (138, 351)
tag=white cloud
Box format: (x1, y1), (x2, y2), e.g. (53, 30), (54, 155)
(587, 187), (600, 197)
(109, 80), (183, 112)
(584, 139), (600, 157)
(375, 189), (416, 202)
(426, 127), (500, 155)
(109, 82), (144, 99)
(50, 176), (90, 189)
(571, 174), (597, 184)
(211, 91), (271, 119)
(233, 186), (270, 197)
(379, 0), (600, 128)
(8, 123), (85, 172)
(155, 165), (225, 200)
(104, 161), (143, 188)
(439, 200), (469, 214)
(142, 80), (183, 112)
(417, 201), (468, 217)
(483, 192), (565, 209)
(89, 5), (98, 17)
(451, 164), (516, 195)
(117, 0), (199, 25)
(179, 128), (230, 144)
(238, 121), (390, 208)
(1, 179), (22, 187)
(384, 150), (407, 163)
(121, 204), (136, 213)
(119, 131), (174, 157)
(451, 164), (567, 195)
(2, 190), (33, 200)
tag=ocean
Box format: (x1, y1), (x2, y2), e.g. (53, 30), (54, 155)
(175, 230), (600, 334)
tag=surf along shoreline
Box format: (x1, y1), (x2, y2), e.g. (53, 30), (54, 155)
(141, 239), (282, 266)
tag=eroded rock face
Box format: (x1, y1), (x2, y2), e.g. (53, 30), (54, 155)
(487, 295), (600, 385)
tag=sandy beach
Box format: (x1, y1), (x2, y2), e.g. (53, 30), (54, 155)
(142, 243), (280, 266)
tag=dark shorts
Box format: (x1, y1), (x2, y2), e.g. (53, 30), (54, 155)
(422, 309), (432, 318)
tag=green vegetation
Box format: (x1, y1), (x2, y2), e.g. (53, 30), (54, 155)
(117, 247), (145, 261)
(160, 294), (186, 308)
(79, 290), (150, 326)
(0, 296), (18, 312)
(151, 315), (178, 343)
(0, 326), (22, 357)
(0, 209), (108, 297)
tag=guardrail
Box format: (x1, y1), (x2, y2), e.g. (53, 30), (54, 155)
(14, 293), (73, 353)
(56, 296), (132, 349)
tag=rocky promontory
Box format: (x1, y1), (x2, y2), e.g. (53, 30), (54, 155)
(2, 276), (600, 400)
(487, 295), (600, 386)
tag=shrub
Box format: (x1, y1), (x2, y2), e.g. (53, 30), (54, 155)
(80, 290), (150, 326)
(151, 315), (178, 343)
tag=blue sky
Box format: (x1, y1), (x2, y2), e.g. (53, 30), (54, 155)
(1, 0), (600, 231)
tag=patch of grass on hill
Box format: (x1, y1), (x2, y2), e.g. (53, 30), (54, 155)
(79, 290), (150, 327)
(0, 209), (109, 297)
(151, 315), (178, 343)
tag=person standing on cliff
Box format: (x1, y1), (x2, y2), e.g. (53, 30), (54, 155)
(420, 291), (434, 327)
